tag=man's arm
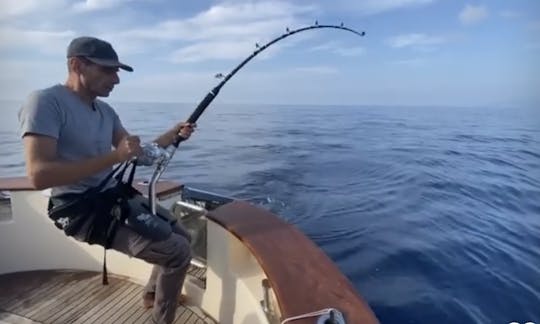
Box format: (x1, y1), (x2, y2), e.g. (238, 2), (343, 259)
(24, 134), (139, 190)
(112, 125), (130, 148)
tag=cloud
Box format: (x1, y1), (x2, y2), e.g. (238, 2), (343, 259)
(293, 66), (339, 74)
(72, 0), (135, 12)
(115, 2), (314, 41)
(386, 33), (446, 49)
(0, 1), (319, 64)
(310, 41), (365, 57)
(327, 0), (435, 15)
(0, 0), (65, 20)
(112, 71), (217, 102)
(113, 67), (350, 104)
(1, 0), (41, 19)
(0, 27), (76, 55)
(168, 40), (257, 63)
(334, 46), (365, 56)
(459, 4), (488, 25)
(361, 0), (434, 14)
(309, 41), (339, 52)
(0, 58), (66, 100)
(389, 58), (427, 67)
(117, 18), (294, 43)
(104, 2), (317, 62)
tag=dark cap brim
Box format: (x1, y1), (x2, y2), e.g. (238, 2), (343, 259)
(85, 57), (134, 72)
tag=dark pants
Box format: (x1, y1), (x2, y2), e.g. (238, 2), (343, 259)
(101, 223), (192, 324)
(51, 190), (192, 324)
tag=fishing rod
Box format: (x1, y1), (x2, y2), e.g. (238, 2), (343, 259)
(177, 23), (365, 136)
(141, 22), (366, 213)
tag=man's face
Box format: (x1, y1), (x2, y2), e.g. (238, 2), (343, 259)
(78, 58), (120, 97)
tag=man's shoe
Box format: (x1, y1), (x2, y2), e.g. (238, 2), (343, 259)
(142, 292), (155, 309)
(142, 292), (188, 309)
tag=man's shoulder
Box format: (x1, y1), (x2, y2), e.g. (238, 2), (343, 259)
(25, 84), (65, 104)
(18, 85), (67, 138)
(34, 84), (64, 97)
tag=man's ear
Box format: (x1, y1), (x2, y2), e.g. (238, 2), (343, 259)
(68, 57), (84, 73)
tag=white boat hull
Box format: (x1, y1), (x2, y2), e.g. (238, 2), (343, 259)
(0, 189), (271, 324)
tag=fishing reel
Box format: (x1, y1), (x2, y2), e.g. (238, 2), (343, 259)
(138, 142), (173, 167)
(134, 142), (179, 217)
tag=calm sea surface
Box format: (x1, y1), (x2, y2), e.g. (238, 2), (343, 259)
(1, 100), (539, 324)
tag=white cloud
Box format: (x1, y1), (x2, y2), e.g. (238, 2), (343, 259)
(0, 59), (66, 100)
(1, 0), (41, 19)
(168, 40), (257, 63)
(293, 66), (339, 74)
(334, 46), (365, 56)
(309, 41), (339, 52)
(386, 33), (446, 49)
(0, 1), (319, 64)
(113, 67), (351, 105)
(112, 71), (217, 103)
(103, 2), (317, 62)
(117, 18), (296, 43)
(459, 4), (488, 25)
(72, 0), (135, 12)
(389, 58), (427, 67)
(0, 0), (65, 20)
(310, 41), (365, 57)
(0, 27), (76, 55)
(115, 2), (314, 42)
(362, 0), (434, 14)
(195, 2), (315, 25)
(328, 0), (435, 15)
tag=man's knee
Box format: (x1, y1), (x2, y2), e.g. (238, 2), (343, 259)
(172, 223), (192, 243)
(166, 235), (192, 269)
(137, 234), (191, 269)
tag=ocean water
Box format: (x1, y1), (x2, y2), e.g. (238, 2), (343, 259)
(1, 100), (539, 324)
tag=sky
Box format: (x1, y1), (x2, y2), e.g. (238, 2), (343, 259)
(0, 0), (539, 107)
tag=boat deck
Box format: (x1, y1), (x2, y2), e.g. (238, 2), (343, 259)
(0, 269), (215, 324)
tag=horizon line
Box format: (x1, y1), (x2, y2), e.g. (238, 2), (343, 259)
(0, 98), (529, 110)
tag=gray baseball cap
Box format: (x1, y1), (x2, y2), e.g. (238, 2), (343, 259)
(67, 36), (133, 72)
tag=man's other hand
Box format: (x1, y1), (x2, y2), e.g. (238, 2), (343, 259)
(115, 135), (143, 161)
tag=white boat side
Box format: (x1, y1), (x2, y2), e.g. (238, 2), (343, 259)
(0, 177), (379, 324)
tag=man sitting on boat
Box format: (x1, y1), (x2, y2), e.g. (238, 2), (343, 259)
(17, 36), (194, 324)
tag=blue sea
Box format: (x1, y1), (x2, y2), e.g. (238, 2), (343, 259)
(1, 100), (539, 324)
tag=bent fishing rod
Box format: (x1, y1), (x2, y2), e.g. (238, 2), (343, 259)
(140, 23), (366, 213)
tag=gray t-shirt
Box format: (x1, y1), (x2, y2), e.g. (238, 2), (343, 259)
(18, 84), (124, 197)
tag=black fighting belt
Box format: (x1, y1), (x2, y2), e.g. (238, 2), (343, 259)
(47, 161), (176, 283)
